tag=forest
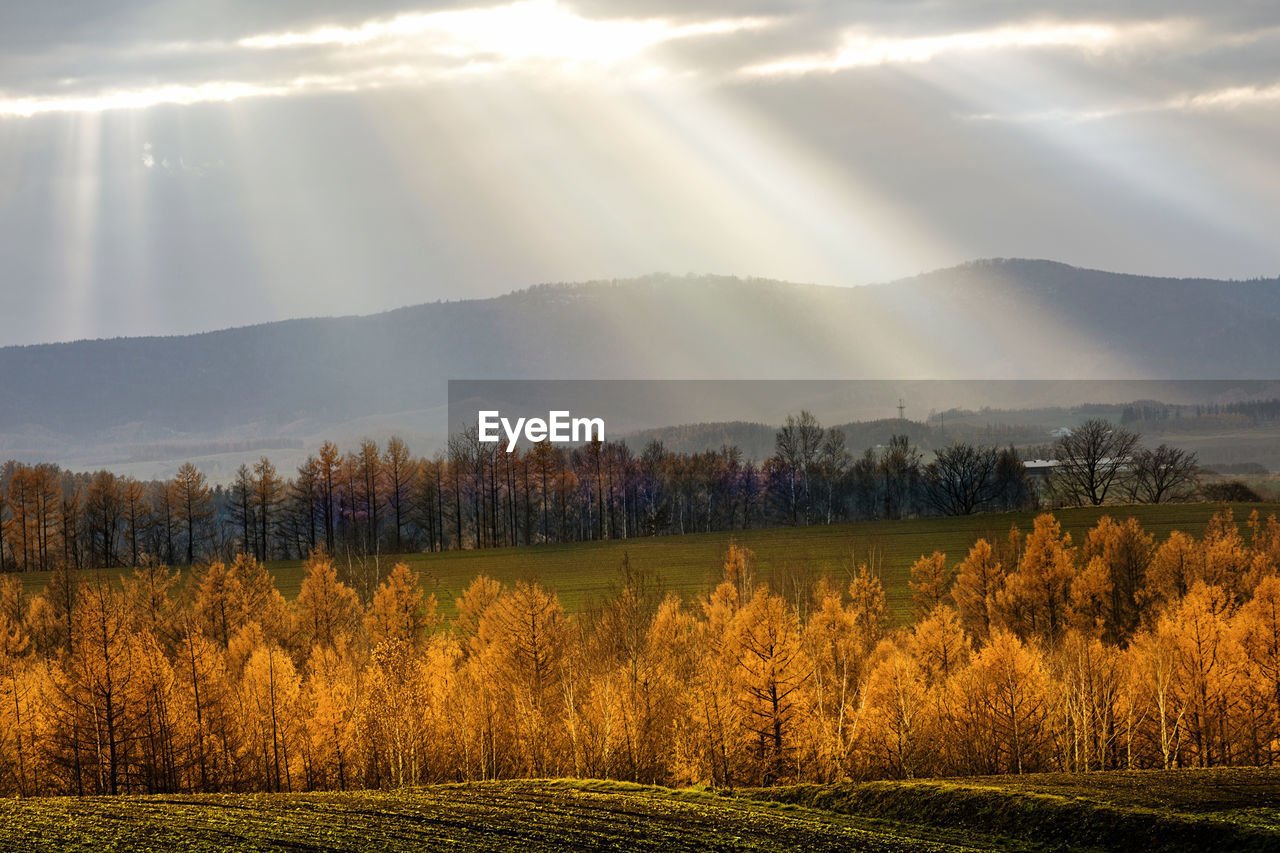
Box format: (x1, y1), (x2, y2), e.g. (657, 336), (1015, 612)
(0, 414), (1198, 572)
(0, 507), (1279, 796)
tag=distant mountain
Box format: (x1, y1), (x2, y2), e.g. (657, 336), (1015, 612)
(2, 259), (1278, 473)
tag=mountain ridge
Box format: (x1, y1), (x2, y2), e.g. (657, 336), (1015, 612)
(11, 258), (1276, 350)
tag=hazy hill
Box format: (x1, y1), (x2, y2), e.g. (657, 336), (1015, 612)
(2, 258), (1278, 473)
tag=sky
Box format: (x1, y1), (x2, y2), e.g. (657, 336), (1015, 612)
(1, 0), (1278, 345)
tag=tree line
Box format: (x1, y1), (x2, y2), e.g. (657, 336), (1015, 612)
(1121, 398), (1280, 424)
(0, 415), (1203, 572)
(1, 507), (1279, 795)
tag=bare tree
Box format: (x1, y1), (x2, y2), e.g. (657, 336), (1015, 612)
(1050, 419), (1140, 506)
(774, 411), (824, 524)
(993, 446), (1034, 511)
(253, 457), (282, 562)
(173, 462), (212, 566)
(230, 464), (255, 557)
(816, 429), (851, 524)
(382, 436), (415, 553)
(1125, 444), (1200, 504)
(921, 442), (1001, 516)
(880, 434), (921, 520)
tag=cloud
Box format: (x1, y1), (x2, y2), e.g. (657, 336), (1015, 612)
(0, 0), (771, 117)
(740, 19), (1195, 77)
(237, 0), (769, 59)
(1, 82), (298, 119)
(1176, 81), (1280, 109)
(966, 80), (1280, 123)
(1, 2), (1277, 125)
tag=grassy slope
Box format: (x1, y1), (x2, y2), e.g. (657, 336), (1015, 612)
(753, 768), (1280, 853)
(18, 502), (1280, 623)
(0, 780), (1022, 853)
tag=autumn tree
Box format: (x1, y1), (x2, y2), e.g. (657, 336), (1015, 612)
(731, 588), (810, 784)
(240, 641), (302, 792)
(304, 640), (359, 789)
(122, 559), (178, 639)
(192, 561), (242, 647)
(801, 577), (869, 780)
(1052, 630), (1124, 771)
(1170, 582), (1241, 766)
(176, 626), (237, 790)
(966, 630), (1052, 774)
(53, 578), (137, 794)
(849, 563), (888, 648)
(1200, 509), (1255, 599)
(1145, 530), (1203, 610)
(863, 640), (929, 777)
(909, 551), (952, 618)
(696, 570), (745, 787)
(296, 552), (359, 649)
(998, 514), (1077, 641)
(1129, 620), (1187, 769)
(193, 554), (291, 649)
(1237, 575), (1280, 764)
(475, 581), (569, 776)
(909, 605), (970, 687)
(951, 539), (1006, 644)
(365, 561), (437, 648)
(588, 554), (667, 781)
(1081, 516), (1154, 643)
(722, 541), (756, 603)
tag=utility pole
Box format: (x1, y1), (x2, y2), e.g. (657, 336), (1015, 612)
(897, 398), (905, 421)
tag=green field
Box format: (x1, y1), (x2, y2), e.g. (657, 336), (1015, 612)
(18, 502), (1280, 623)
(2, 771), (1277, 852)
